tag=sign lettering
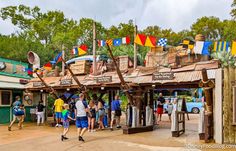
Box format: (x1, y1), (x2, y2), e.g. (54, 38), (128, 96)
(60, 79), (72, 85)
(152, 72), (174, 80)
(33, 82), (44, 87)
(96, 76), (112, 83)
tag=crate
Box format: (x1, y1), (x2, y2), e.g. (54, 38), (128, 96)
(70, 60), (91, 75)
(118, 56), (129, 71)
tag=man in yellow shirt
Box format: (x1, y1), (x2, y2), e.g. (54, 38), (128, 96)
(54, 95), (65, 127)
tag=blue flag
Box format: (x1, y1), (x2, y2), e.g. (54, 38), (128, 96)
(202, 41), (212, 55)
(50, 52), (62, 64)
(113, 38), (122, 46)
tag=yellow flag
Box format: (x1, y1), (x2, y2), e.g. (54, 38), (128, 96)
(232, 41), (236, 56)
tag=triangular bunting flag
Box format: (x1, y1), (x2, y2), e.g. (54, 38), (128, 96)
(145, 36), (156, 47)
(134, 34), (146, 46)
(78, 44), (88, 56)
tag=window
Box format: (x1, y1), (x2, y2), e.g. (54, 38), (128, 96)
(1, 91), (11, 105)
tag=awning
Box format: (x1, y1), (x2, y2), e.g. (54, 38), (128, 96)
(0, 81), (25, 89)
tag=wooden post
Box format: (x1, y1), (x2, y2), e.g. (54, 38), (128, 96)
(134, 25), (137, 69)
(93, 21), (97, 75)
(229, 67), (235, 143)
(107, 44), (133, 105)
(62, 50), (65, 76)
(223, 67), (229, 143)
(35, 72), (58, 99)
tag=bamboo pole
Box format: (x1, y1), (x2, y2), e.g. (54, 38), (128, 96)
(229, 67), (235, 143)
(223, 67), (229, 143)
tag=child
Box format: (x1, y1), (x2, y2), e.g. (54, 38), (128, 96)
(61, 104), (75, 141)
(167, 100), (173, 121)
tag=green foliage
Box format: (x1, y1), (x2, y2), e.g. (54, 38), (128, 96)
(191, 16), (223, 40)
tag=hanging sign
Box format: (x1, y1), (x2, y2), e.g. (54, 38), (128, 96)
(60, 79), (72, 85)
(96, 76), (112, 83)
(152, 72), (174, 80)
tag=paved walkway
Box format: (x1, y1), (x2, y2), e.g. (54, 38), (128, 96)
(0, 114), (233, 151)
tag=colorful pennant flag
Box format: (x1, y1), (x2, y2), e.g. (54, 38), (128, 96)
(78, 44), (88, 55)
(231, 41), (236, 56)
(26, 68), (33, 75)
(145, 36), (157, 47)
(213, 41), (230, 52)
(98, 40), (106, 47)
(122, 36), (130, 44)
(194, 41), (212, 55)
(134, 34), (147, 46)
(182, 40), (194, 49)
(50, 52), (62, 64)
(113, 38), (122, 46)
(43, 62), (52, 71)
(71, 47), (78, 55)
(157, 38), (167, 47)
(106, 39), (113, 46)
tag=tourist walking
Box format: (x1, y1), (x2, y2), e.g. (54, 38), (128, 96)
(166, 100), (173, 121)
(75, 93), (91, 142)
(97, 98), (105, 130)
(110, 95), (122, 131)
(8, 96), (25, 131)
(54, 95), (65, 127)
(156, 93), (165, 123)
(88, 99), (96, 132)
(36, 100), (45, 126)
(61, 104), (75, 141)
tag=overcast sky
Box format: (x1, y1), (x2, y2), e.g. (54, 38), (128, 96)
(0, 0), (233, 35)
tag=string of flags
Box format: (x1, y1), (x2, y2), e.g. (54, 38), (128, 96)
(134, 34), (168, 47)
(97, 36), (130, 47)
(71, 44), (88, 56)
(191, 40), (236, 56)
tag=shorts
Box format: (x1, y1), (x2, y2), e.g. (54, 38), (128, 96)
(157, 108), (163, 114)
(55, 112), (62, 118)
(98, 109), (105, 117)
(76, 116), (88, 128)
(111, 111), (117, 121)
(63, 121), (70, 128)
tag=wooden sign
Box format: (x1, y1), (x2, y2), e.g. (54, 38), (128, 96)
(33, 82), (44, 87)
(19, 79), (28, 84)
(96, 76), (112, 83)
(152, 72), (174, 80)
(60, 79), (72, 85)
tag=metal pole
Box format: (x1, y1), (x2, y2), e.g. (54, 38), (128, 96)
(134, 25), (137, 69)
(93, 21), (97, 75)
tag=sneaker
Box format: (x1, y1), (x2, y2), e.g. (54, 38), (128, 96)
(8, 126), (11, 131)
(61, 135), (64, 141)
(110, 127), (113, 131)
(116, 125), (121, 129)
(58, 124), (62, 127)
(79, 136), (85, 142)
(92, 129), (96, 132)
(55, 124), (59, 127)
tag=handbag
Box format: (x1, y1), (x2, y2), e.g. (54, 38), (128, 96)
(115, 109), (122, 116)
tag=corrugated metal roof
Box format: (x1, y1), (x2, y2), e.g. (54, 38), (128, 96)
(25, 60), (220, 89)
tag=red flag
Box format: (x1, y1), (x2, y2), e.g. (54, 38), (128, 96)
(43, 62), (52, 71)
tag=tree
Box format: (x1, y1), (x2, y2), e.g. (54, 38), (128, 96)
(231, 0), (236, 19)
(221, 20), (236, 41)
(191, 16), (223, 40)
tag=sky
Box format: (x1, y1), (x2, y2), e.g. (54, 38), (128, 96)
(0, 0), (233, 35)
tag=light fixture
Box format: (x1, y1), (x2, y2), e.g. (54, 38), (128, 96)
(101, 87), (105, 90)
(152, 84), (155, 88)
(66, 88), (70, 91)
(40, 89), (43, 92)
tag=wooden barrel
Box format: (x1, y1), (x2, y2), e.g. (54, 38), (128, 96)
(195, 34), (205, 41)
